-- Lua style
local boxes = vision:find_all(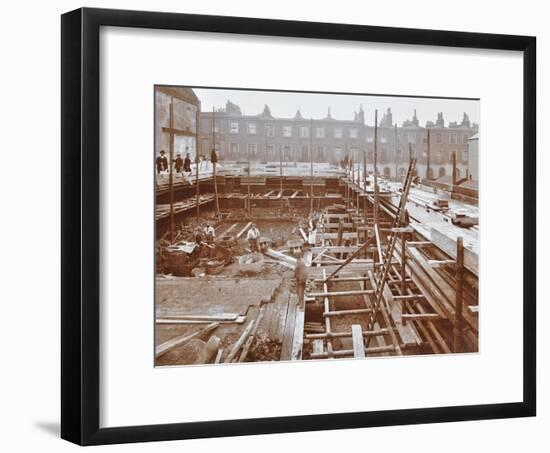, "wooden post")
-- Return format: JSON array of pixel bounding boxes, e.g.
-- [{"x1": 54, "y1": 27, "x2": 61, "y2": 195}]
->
[
  {"x1": 400, "y1": 231, "x2": 407, "y2": 295},
  {"x1": 363, "y1": 148, "x2": 368, "y2": 225},
  {"x1": 279, "y1": 145, "x2": 283, "y2": 212},
  {"x1": 363, "y1": 147, "x2": 367, "y2": 190},
  {"x1": 247, "y1": 145, "x2": 251, "y2": 217},
  {"x1": 212, "y1": 107, "x2": 220, "y2": 219},
  {"x1": 426, "y1": 128, "x2": 431, "y2": 180},
  {"x1": 453, "y1": 236, "x2": 464, "y2": 353},
  {"x1": 452, "y1": 151, "x2": 457, "y2": 187},
  {"x1": 394, "y1": 124, "x2": 398, "y2": 181},
  {"x1": 374, "y1": 109, "x2": 379, "y2": 226},
  {"x1": 195, "y1": 108, "x2": 201, "y2": 220},
  {"x1": 168, "y1": 97, "x2": 175, "y2": 242},
  {"x1": 310, "y1": 118, "x2": 314, "y2": 214}
]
